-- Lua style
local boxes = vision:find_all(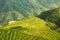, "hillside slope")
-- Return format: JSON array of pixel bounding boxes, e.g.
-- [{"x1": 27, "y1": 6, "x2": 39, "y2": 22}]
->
[
  {"x1": 0, "y1": 0, "x2": 60, "y2": 25},
  {"x1": 37, "y1": 8, "x2": 60, "y2": 27},
  {"x1": 0, "y1": 17, "x2": 60, "y2": 40}
]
